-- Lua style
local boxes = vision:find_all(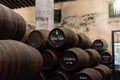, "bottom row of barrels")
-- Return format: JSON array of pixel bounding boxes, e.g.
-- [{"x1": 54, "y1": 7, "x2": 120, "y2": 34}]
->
[
  {"x1": 38, "y1": 64, "x2": 112, "y2": 80},
  {"x1": 0, "y1": 40, "x2": 112, "y2": 80}
]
